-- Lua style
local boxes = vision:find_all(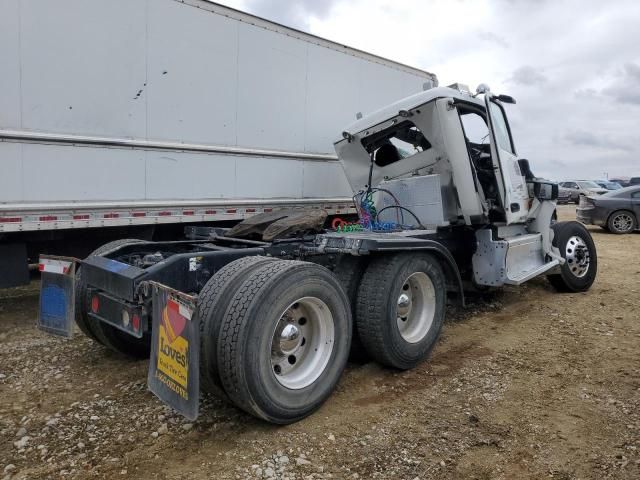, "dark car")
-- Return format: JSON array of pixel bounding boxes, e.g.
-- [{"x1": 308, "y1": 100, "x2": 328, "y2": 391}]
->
[{"x1": 576, "y1": 186, "x2": 640, "y2": 234}]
